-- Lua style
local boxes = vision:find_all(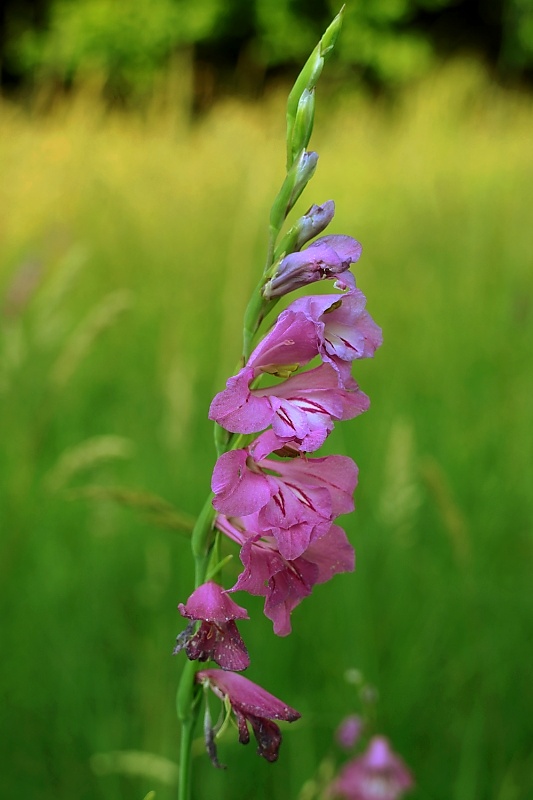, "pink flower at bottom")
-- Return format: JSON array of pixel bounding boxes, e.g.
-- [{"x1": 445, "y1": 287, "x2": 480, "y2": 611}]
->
[
  {"x1": 197, "y1": 668, "x2": 300, "y2": 763},
  {"x1": 333, "y1": 736, "x2": 414, "y2": 800}
]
